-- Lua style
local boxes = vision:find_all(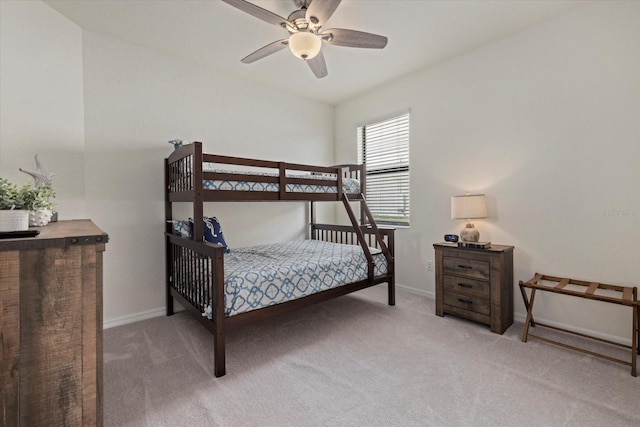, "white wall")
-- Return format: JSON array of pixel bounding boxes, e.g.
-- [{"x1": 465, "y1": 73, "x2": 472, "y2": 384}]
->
[
  {"x1": 335, "y1": 1, "x2": 640, "y2": 341},
  {"x1": 81, "y1": 31, "x2": 334, "y2": 324},
  {"x1": 0, "y1": 0, "x2": 85, "y2": 218}
]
